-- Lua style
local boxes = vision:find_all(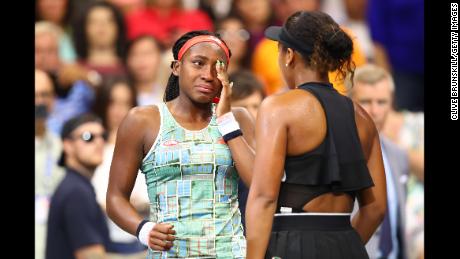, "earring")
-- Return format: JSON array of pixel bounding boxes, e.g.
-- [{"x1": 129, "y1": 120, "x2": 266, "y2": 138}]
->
[{"x1": 285, "y1": 63, "x2": 288, "y2": 67}]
